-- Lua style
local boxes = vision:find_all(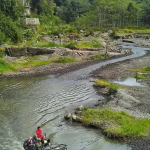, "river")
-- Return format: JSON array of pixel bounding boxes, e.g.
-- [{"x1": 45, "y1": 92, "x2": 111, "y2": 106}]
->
[{"x1": 0, "y1": 43, "x2": 149, "y2": 150}]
